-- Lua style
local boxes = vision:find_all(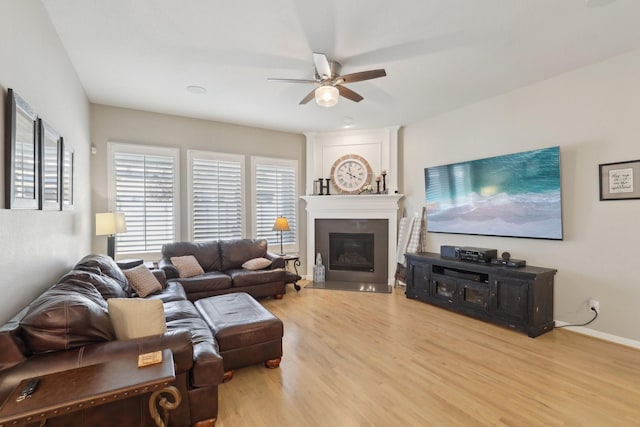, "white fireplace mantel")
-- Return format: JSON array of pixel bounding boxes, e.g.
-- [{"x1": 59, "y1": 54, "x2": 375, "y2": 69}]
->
[{"x1": 301, "y1": 194, "x2": 404, "y2": 284}]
